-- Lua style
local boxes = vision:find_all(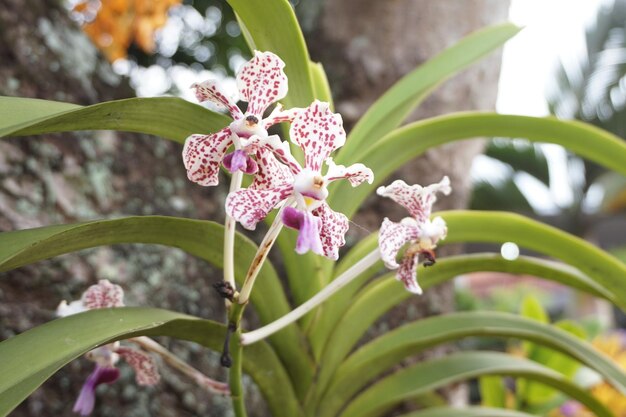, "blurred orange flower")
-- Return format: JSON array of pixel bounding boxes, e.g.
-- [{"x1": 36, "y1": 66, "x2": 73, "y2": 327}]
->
[
  {"x1": 551, "y1": 332, "x2": 626, "y2": 417},
  {"x1": 73, "y1": 0, "x2": 181, "y2": 61}
]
